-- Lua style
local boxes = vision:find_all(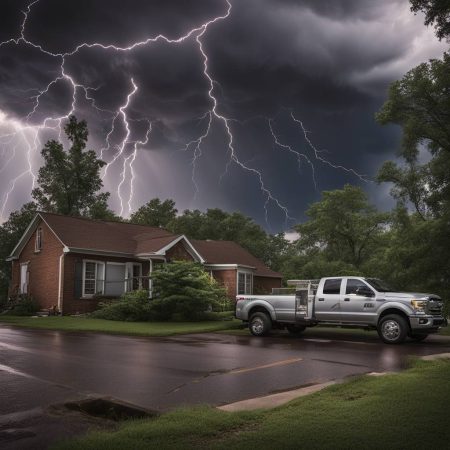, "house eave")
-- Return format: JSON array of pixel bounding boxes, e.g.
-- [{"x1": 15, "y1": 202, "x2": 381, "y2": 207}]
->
[
  {"x1": 205, "y1": 264, "x2": 256, "y2": 270},
  {"x1": 66, "y1": 247, "x2": 136, "y2": 258}
]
